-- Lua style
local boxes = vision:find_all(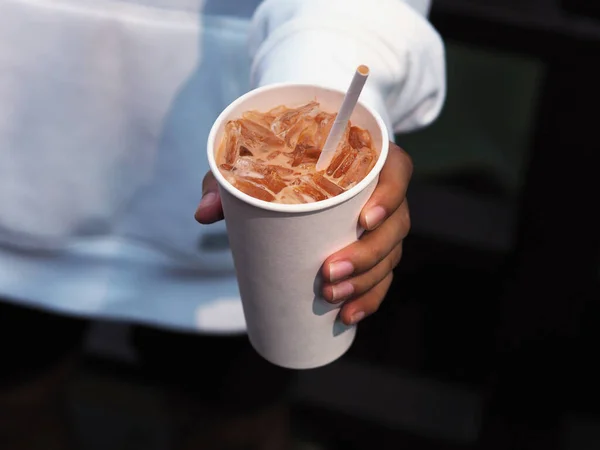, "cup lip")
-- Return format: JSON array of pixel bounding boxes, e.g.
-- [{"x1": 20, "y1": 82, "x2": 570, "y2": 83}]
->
[{"x1": 207, "y1": 82, "x2": 390, "y2": 214}]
